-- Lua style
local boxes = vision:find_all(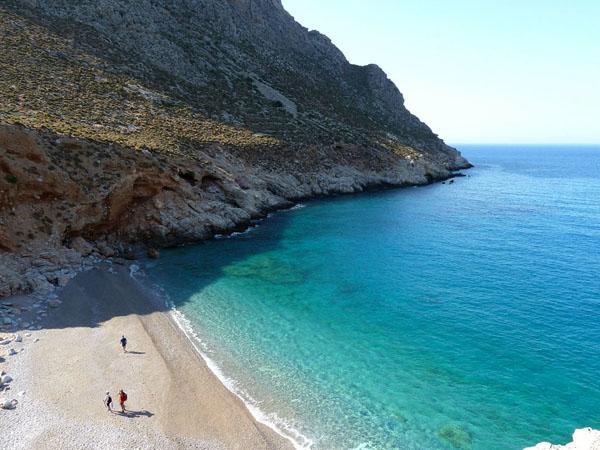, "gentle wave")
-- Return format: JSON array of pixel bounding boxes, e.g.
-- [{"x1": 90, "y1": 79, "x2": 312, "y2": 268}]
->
[
  {"x1": 128, "y1": 267, "x2": 313, "y2": 449},
  {"x1": 168, "y1": 306, "x2": 314, "y2": 449},
  {"x1": 214, "y1": 224, "x2": 260, "y2": 240},
  {"x1": 213, "y1": 203, "x2": 305, "y2": 239}
]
